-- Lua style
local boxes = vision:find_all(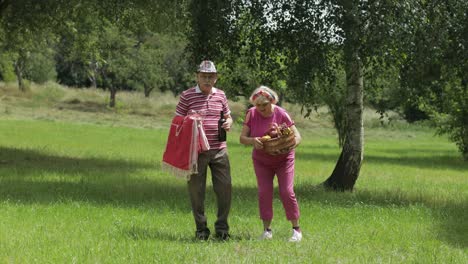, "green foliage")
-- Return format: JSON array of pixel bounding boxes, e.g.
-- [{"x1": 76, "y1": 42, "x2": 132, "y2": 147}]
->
[
  {"x1": 319, "y1": 65, "x2": 347, "y2": 147},
  {"x1": 0, "y1": 52, "x2": 15, "y2": 82},
  {"x1": 24, "y1": 49, "x2": 57, "y2": 84},
  {"x1": 217, "y1": 1, "x2": 424, "y2": 152},
  {"x1": 48, "y1": 1, "x2": 191, "y2": 98},
  {"x1": 400, "y1": 0, "x2": 468, "y2": 159},
  {"x1": 187, "y1": 0, "x2": 240, "y2": 65},
  {"x1": 0, "y1": 0, "x2": 60, "y2": 90},
  {"x1": 221, "y1": 0, "x2": 467, "y2": 161},
  {"x1": 158, "y1": 34, "x2": 192, "y2": 95},
  {"x1": 128, "y1": 34, "x2": 170, "y2": 97},
  {"x1": 98, "y1": 23, "x2": 134, "y2": 88},
  {"x1": 365, "y1": 65, "x2": 400, "y2": 114},
  {"x1": 427, "y1": 80, "x2": 468, "y2": 160},
  {"x1": 54, "y1": 2, "x2": 104, "y2": 87}
]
